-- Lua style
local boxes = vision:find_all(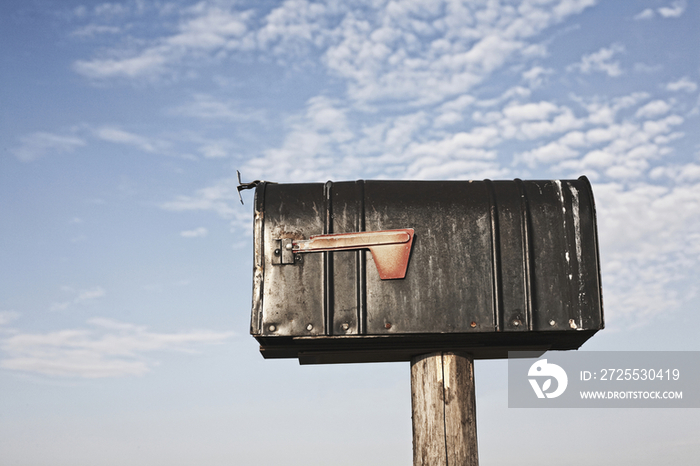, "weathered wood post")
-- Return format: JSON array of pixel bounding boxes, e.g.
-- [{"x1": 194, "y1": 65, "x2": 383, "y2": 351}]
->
[{"x1": 411, "y1": 352, "x2": 478, "y2": 466}]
